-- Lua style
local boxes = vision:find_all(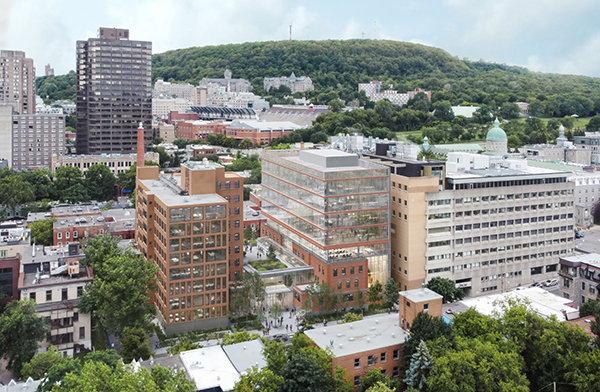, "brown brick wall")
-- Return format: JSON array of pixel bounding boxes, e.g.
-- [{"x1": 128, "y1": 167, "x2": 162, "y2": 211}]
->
[
  {"x1": 398, "y1": 294, "x2": 443, "y2": 330},
  {"x1": 332, "y1": 344, "x2": 404, "y2": 388}
]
